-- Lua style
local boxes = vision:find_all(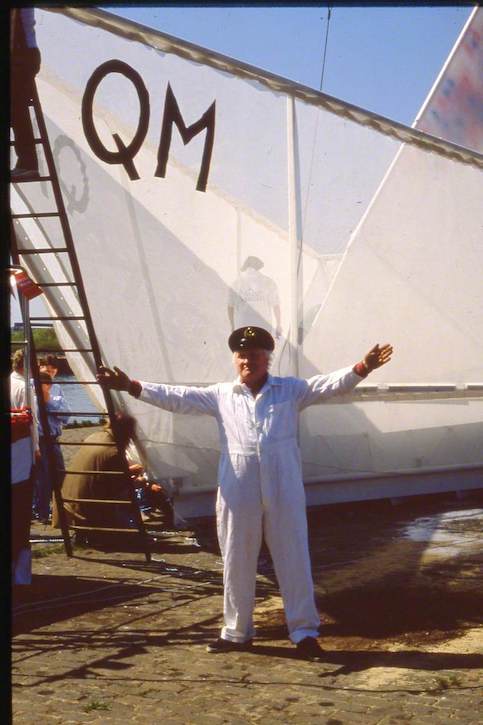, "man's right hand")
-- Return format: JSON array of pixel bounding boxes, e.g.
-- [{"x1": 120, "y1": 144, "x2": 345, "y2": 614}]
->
[{"x1": 96, "y1": 366, "x2": 131, "y2": 391}]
